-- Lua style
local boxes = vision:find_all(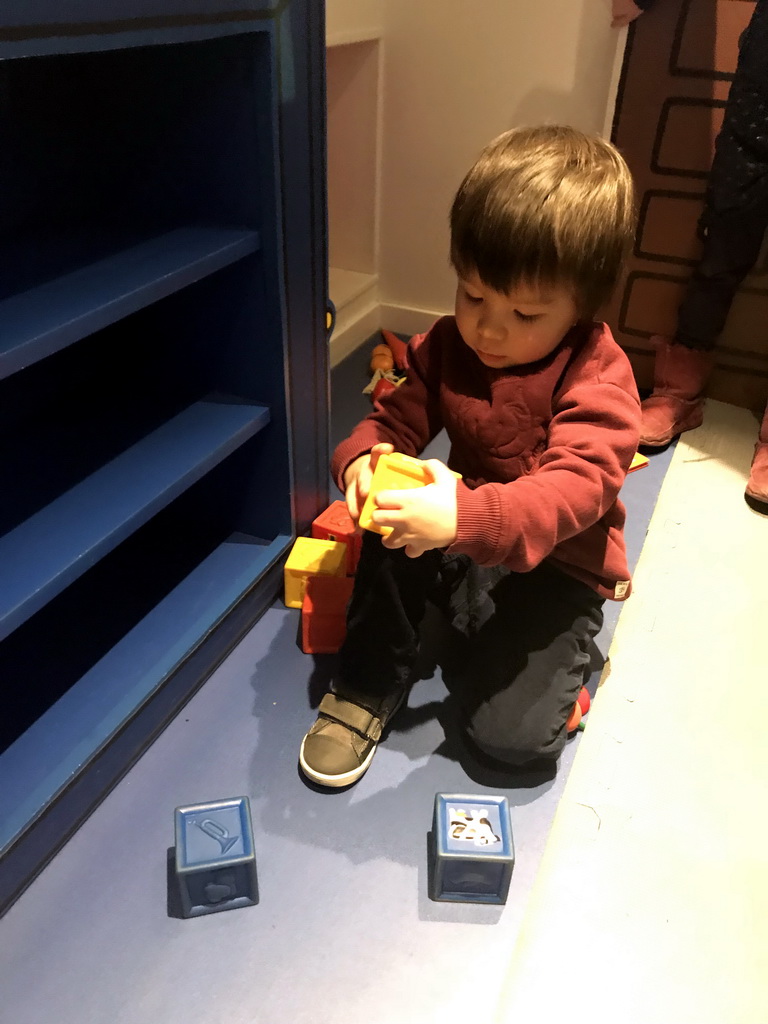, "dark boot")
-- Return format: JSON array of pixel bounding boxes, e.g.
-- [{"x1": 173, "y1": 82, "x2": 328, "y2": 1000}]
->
[
  {"x1": 745, "y1": 402, "x2": 768, "y2": 514},
  {"x1": 640, "y1": 337, "x2": 715, "y2": 447}
]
